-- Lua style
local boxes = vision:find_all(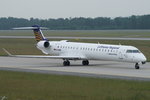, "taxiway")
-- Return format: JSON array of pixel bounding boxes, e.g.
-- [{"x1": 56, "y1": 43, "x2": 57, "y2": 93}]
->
[{"x1": 0, "y1": 57, "x2": 150, "y2": 81}]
